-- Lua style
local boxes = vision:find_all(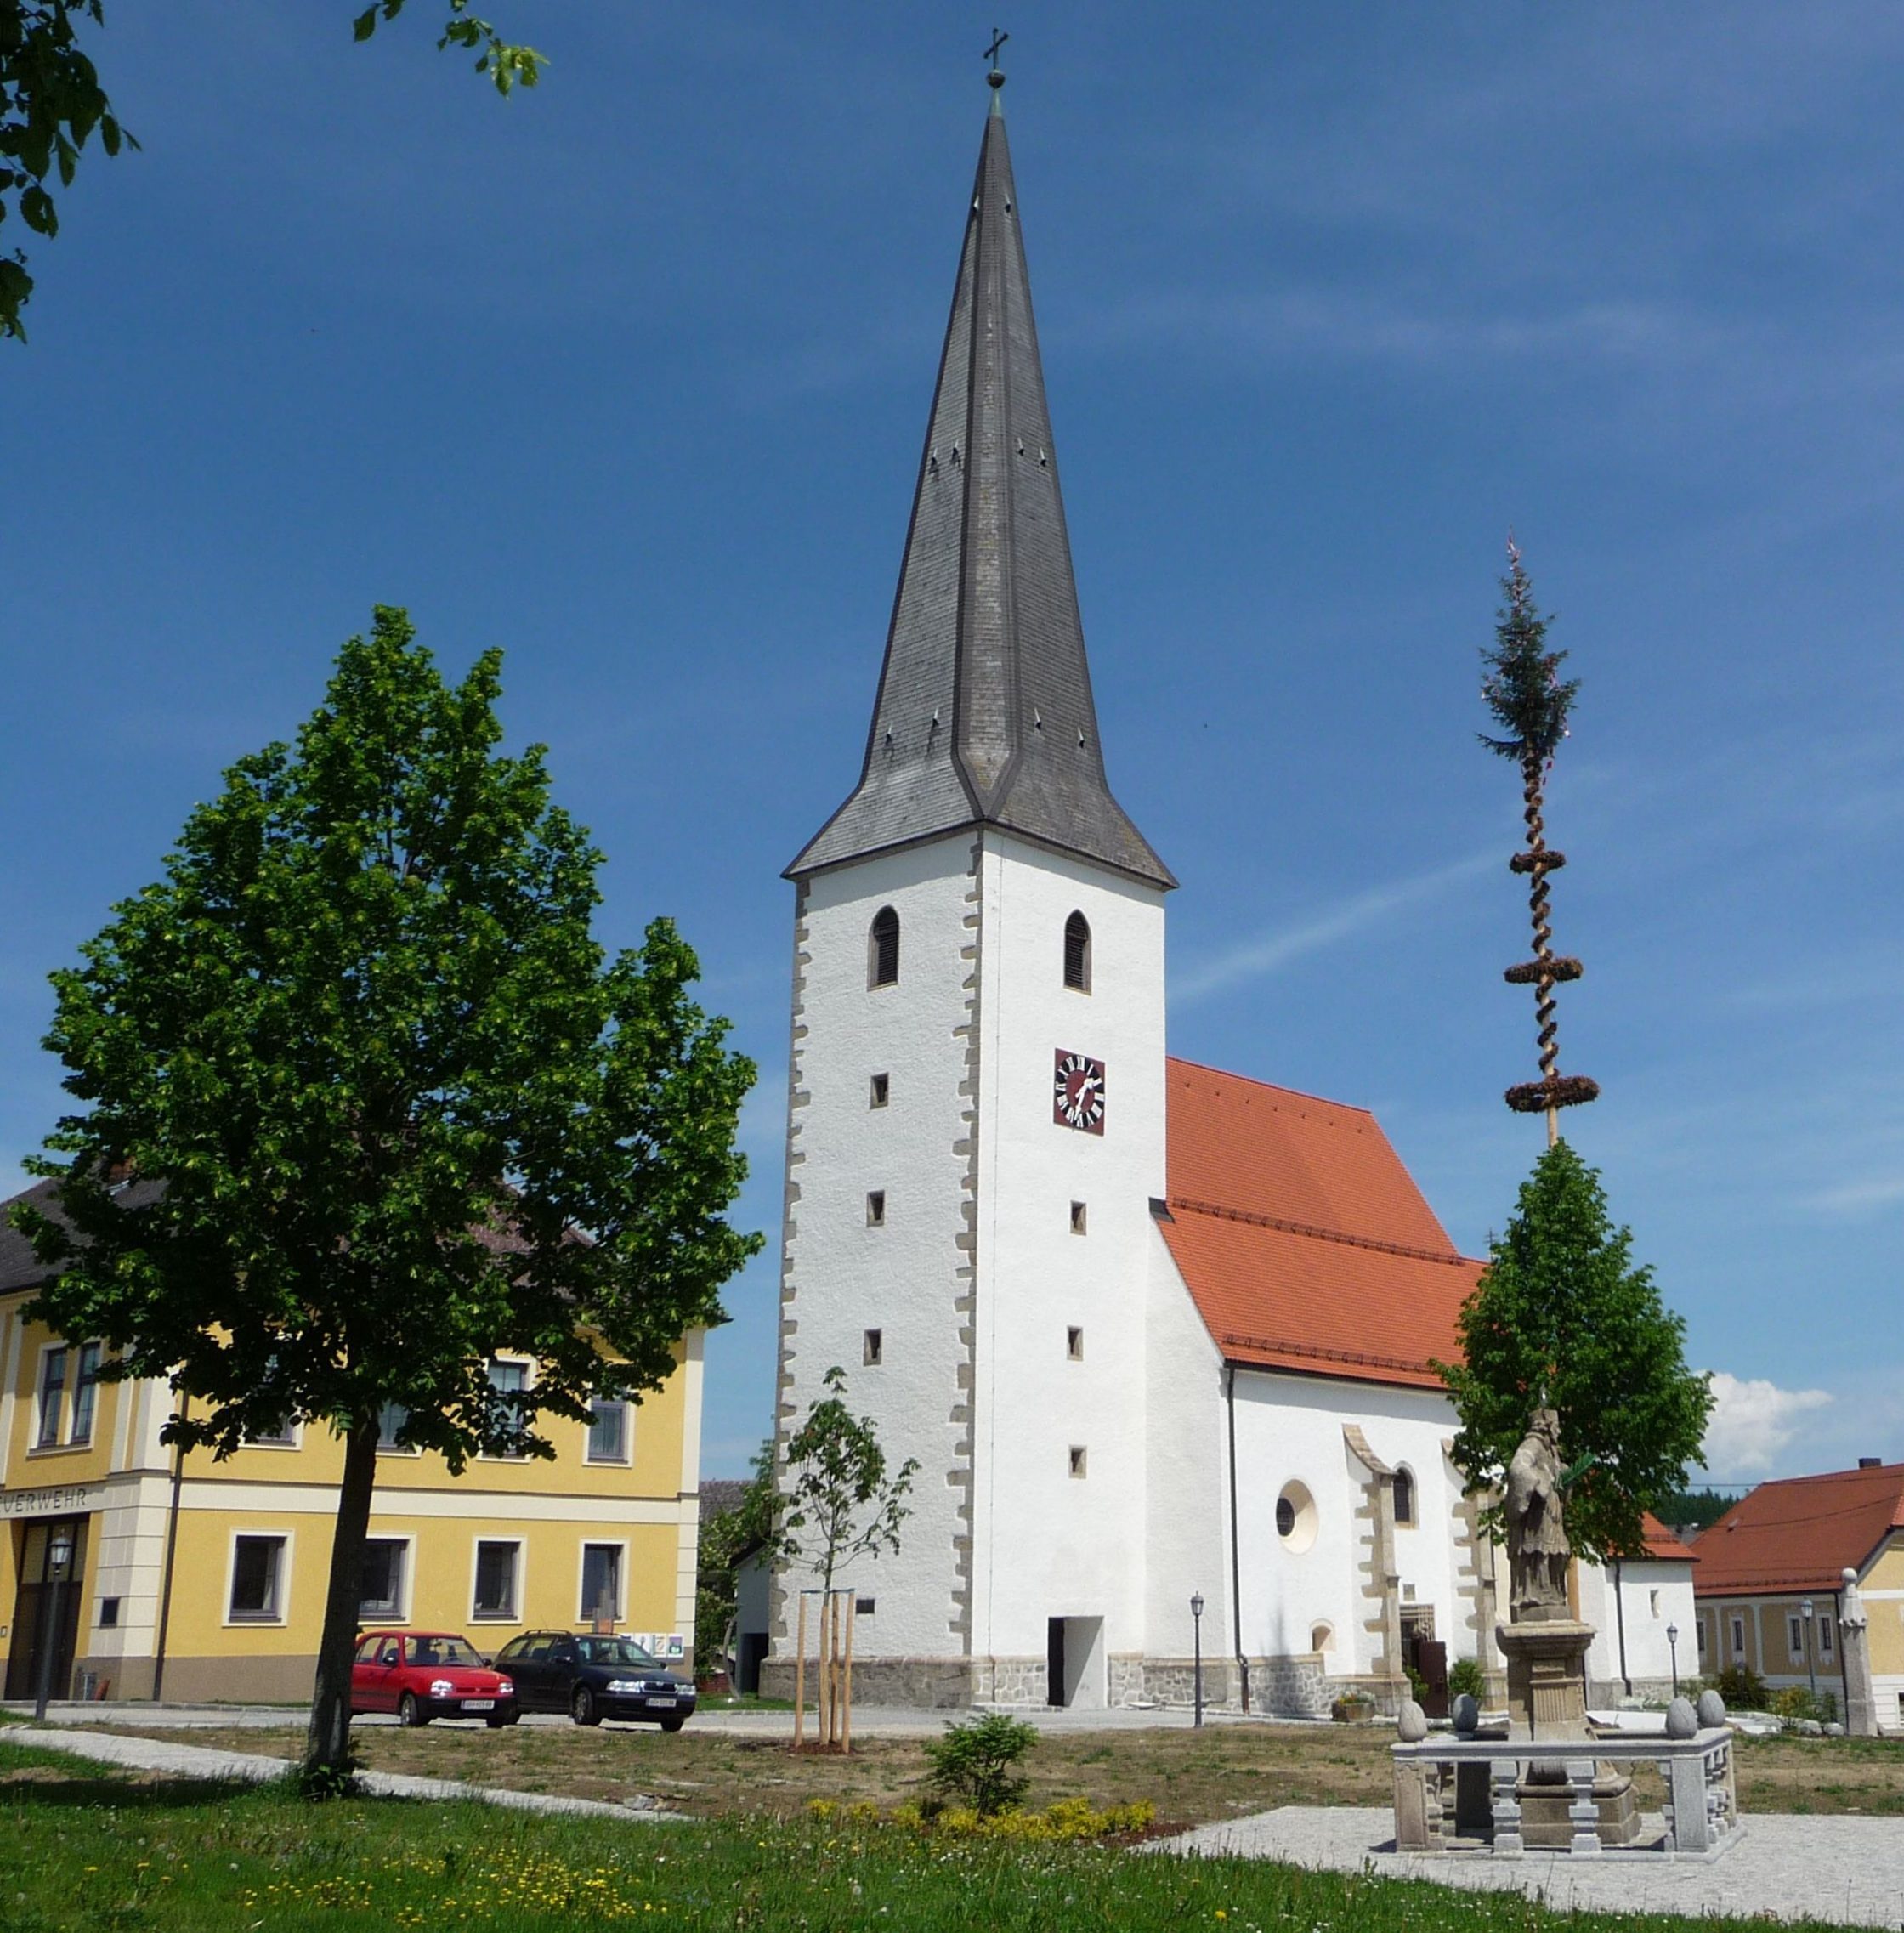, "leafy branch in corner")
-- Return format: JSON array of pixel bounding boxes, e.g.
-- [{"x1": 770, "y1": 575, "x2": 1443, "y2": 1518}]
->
[{"x1": 0, "y1": 0, "x2": 542, "y2": 342}]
